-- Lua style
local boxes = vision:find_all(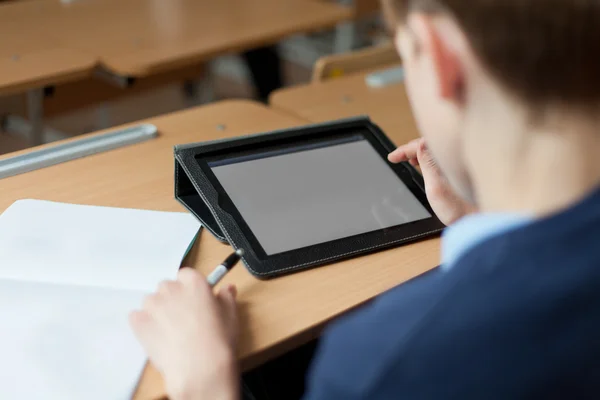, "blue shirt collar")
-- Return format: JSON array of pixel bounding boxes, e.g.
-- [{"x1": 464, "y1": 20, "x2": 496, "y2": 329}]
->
[{"x1": 441, "y1": 213, "x2": 531, "y2": 270}]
